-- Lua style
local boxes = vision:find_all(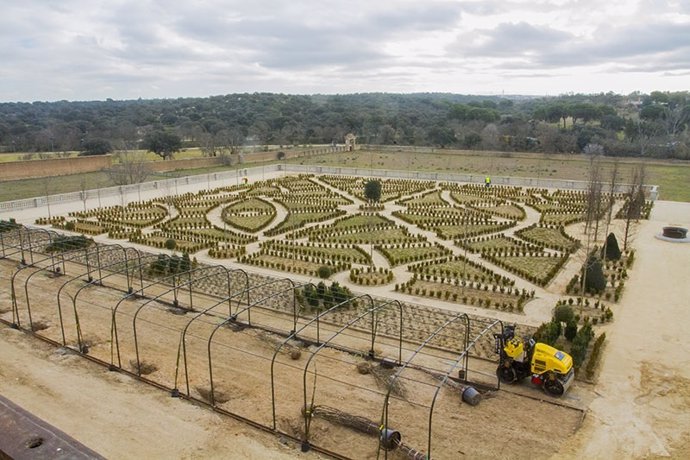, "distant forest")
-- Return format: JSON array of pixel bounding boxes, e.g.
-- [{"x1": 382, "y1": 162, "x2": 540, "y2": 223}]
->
[{"x1": 1, "y1": 91, "x2": 688, "y2": 159}]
